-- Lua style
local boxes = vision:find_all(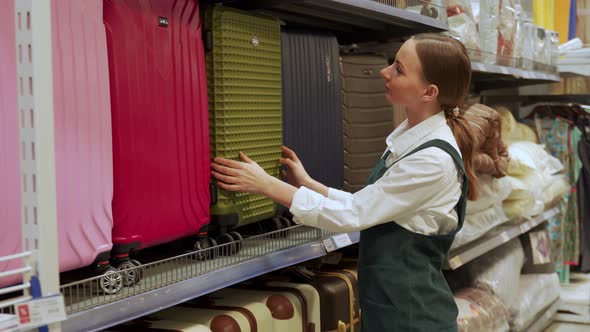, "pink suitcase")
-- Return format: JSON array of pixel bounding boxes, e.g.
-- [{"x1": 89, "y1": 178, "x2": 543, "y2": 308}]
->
[
  {"x1": 0, "y1": 0, "x2": 21, "y2": 288},
  {"x1": 104, "y1": 0, "x2": 212, "y2": 260},
  {"x1": 1, "y1": 0, "x2": 116, "y2": 292}
]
